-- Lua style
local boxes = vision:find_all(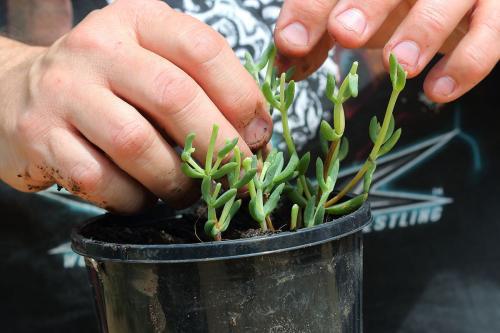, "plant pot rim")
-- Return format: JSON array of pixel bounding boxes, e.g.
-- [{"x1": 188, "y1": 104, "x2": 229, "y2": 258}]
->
[{"x1": 71, "y1": 201, "x2": 371, "y2": 264}]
